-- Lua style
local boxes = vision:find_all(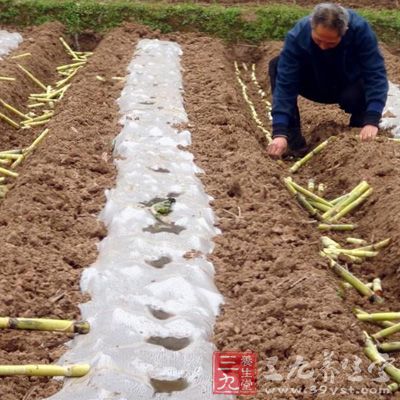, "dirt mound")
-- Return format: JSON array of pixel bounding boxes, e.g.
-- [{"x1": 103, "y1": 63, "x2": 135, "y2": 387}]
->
[{"x1": 179, "y1": 32, "x2": 400, "y2": 399}]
